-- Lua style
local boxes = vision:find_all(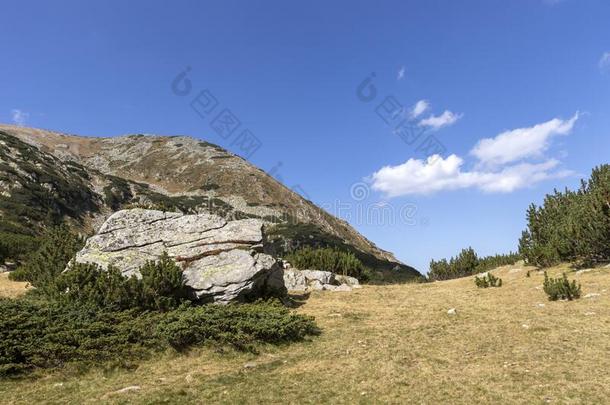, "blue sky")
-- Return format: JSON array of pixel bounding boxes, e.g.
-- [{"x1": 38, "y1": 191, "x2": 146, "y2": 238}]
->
[{"x1": 2, "y1": 0, "x2": 609, "y2": 272}]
